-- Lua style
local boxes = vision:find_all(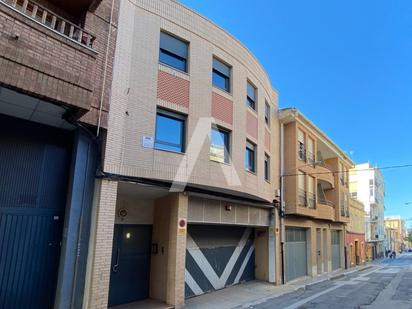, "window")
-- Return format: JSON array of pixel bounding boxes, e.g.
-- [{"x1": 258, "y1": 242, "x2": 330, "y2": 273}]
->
[
  {"x1": 245, "y1": 140, "x2": 256, "y2": 173},
  {"x1": 159, "y1": 32, "x2": 188, "y2": 72},
  {"x1": 298, "y1": 129, "x2": 306, "y2": 161},
  {"x1": 155, "y1": 109, "x2": 186, "y2": 153},
  {"x1": 351, "y1": 191, "x2": 358, "y2": 199},
  {"x1": 246, "y1": 81, "x2": 256, "y2": 110},
  {"x1": 265, "y1": 101, "x2": 270, "y2": 126},
  {"x1": 212, "y1": 58, "x2": 231, "y2": 92},
  {"x1": 264, "y1": 153, "x2": 270, "y2": 181},
  {"x1": 210, "y1": 127, "x2": 230, "y2": 163}
]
